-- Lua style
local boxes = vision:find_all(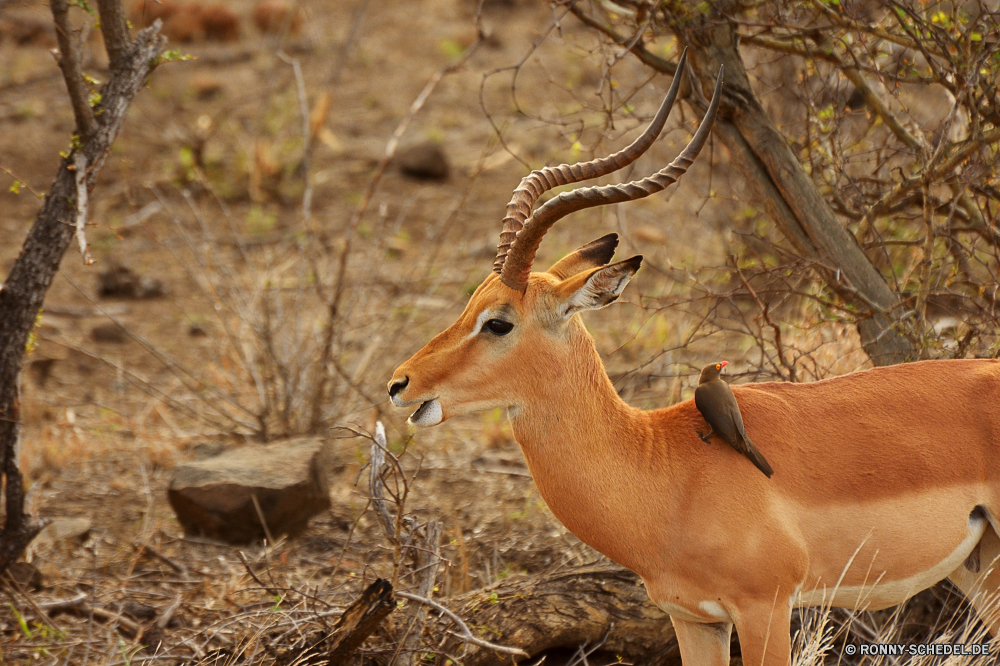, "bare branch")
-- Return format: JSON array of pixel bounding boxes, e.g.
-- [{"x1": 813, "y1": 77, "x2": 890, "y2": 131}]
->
[
  {"x1": 399, "y1": 520, "x2": 442, "y2": 666},
  {"x1": 858, "y1": 128, "x2": 1000, "y2": 246},
  {"x1": 568, "y1": 4, "x2": 677, "y2": 74},
  {"x1": 50, "y1": 0, "x2": 98, "y2": 139},
  {"x1": 369, "y1": 422, "x2": 397, "y2": 544},
  {"x1": 818, "y1": 34, "x2": 925, "y2": 154},
  {"x1": 96, "y1": 0, "x2": 132, "y2": 71},
  {"x1": 277, "y1": 50, "x2": 313, "y2": 226},
  {"x1": 744, "y1": 29, "x2": 927, "y2": 154},
  {"x1": 395, "y1": 591, "x2": 530, "y2": 658}
]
